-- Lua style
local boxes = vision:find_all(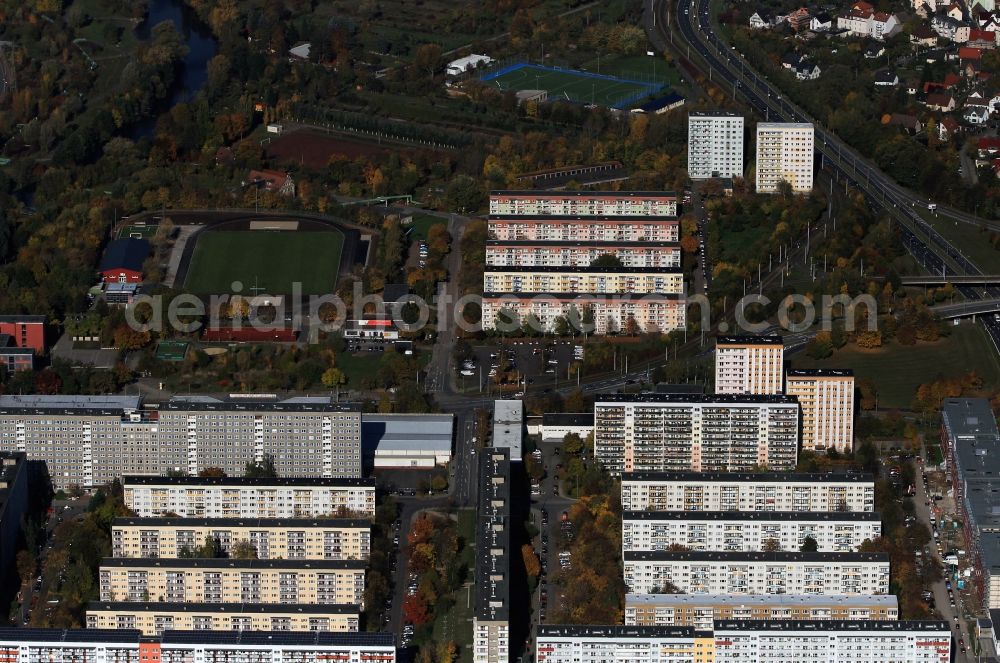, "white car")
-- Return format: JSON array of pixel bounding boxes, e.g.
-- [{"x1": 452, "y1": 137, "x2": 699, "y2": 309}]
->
[{"x1": 460, "y1": 369, "x2": 475, "y2": 376}]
